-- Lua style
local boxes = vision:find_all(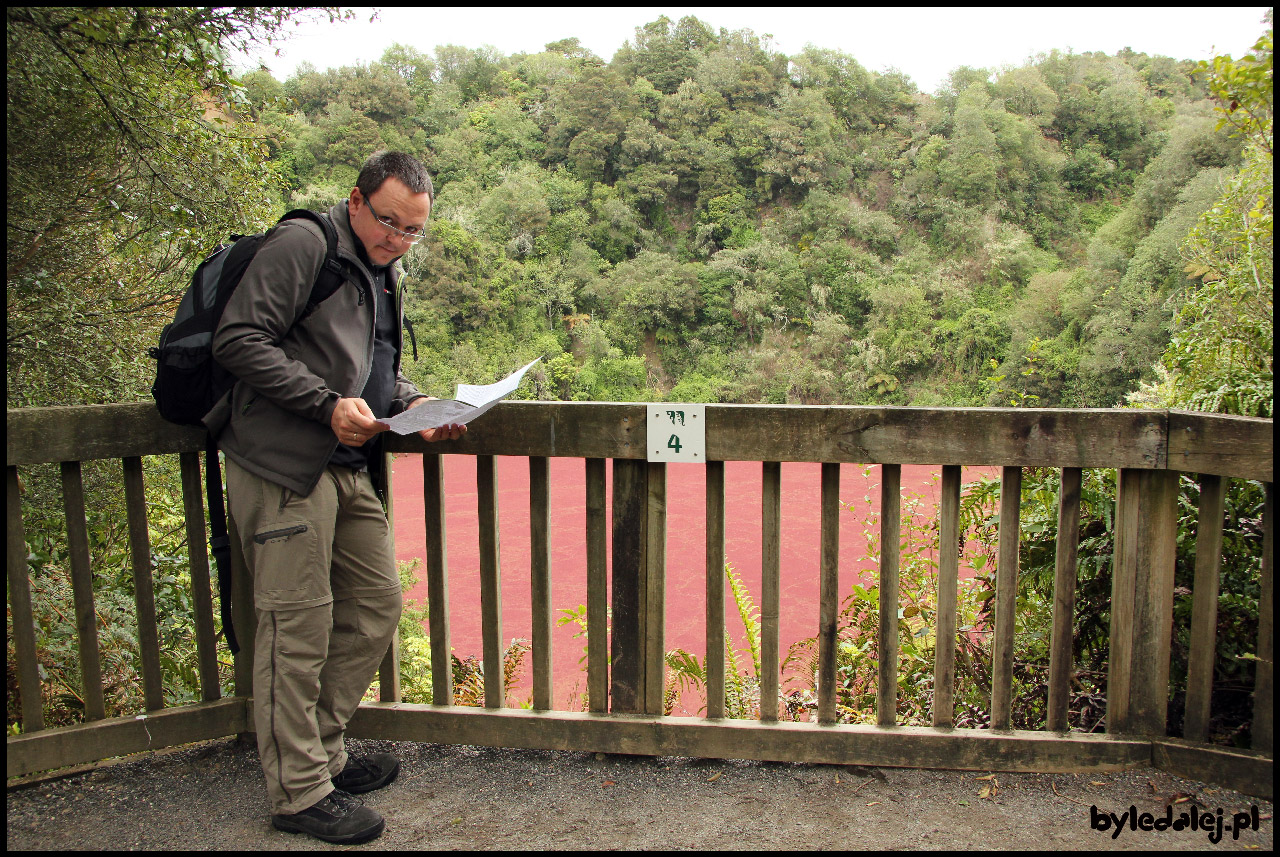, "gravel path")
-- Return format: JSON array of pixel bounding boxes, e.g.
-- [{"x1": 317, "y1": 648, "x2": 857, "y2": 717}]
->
[{"x1": 6, "y1": 737, "x2": 1272, "y2": 850}]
